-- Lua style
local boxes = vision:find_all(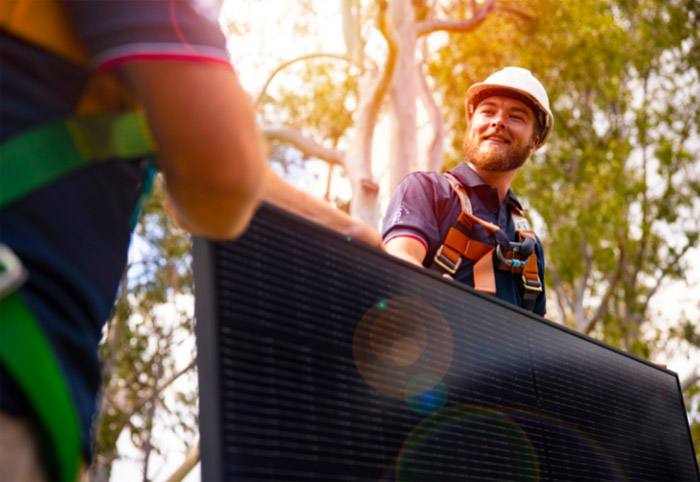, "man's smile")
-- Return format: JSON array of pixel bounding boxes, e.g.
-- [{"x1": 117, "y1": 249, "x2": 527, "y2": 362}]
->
[{"x1": 482, "y1": 133, "x2": 511, "y2": 144}]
